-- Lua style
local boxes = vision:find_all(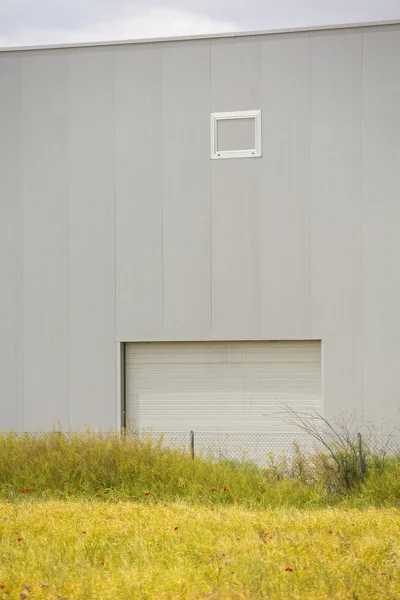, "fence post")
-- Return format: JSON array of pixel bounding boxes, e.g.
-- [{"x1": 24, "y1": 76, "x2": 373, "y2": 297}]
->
[
  {"x1": 190, "y1": 430, "x2": 195, "y2": 460},
  {"x1": 358, "y1": 432, "x2": 364, "y2": 480}
]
